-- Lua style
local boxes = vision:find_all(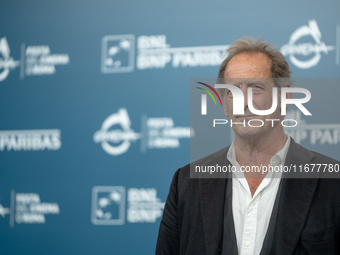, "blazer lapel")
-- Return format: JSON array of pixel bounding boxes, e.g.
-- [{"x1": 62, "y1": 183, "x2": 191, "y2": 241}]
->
[
  {"x1": 260, "y1": 139, "x2": 319, "y2": 255},
  {"x1": 198, "y1": 148, "x2": 231, "y2": 255},
  {"x1": 222, "y1": 176, "x2": 238, "y2": 255}
]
